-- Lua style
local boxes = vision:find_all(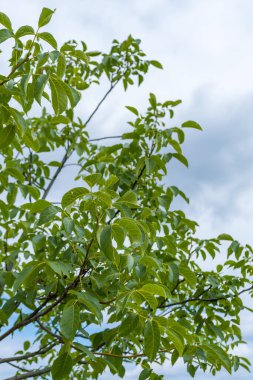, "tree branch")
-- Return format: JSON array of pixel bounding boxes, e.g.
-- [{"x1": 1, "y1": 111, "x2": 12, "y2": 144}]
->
[
  {"x1": 42, "y1": 151, "x2": 69, "y2": 199},
  {"x1": 0, "y1": 343, "x2": 57, "y2": 364},
  {"x1": 84, "y1": 82, "x2": 118, "y2": 126},
  {"x1": 159, "y1": 284, "x2": 253, "y2": 310},
  {"x1": 3, "y1": 366, "x2": 51, "y2": 380},
  {"x1": 94, "y1": 349, "x2": 167, "y2": 359}
]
